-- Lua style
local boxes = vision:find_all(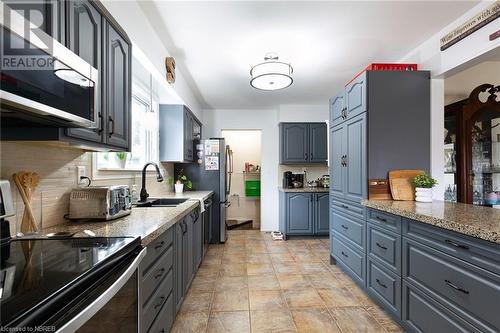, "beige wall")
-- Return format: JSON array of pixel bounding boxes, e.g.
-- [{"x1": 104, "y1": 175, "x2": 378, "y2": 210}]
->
[
  {"x1": 0, "y1": 142, "x2": 174, "y2": 233},
  {"x1": 278, "y1": 164, "x2": 329, "y2": 187}
]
